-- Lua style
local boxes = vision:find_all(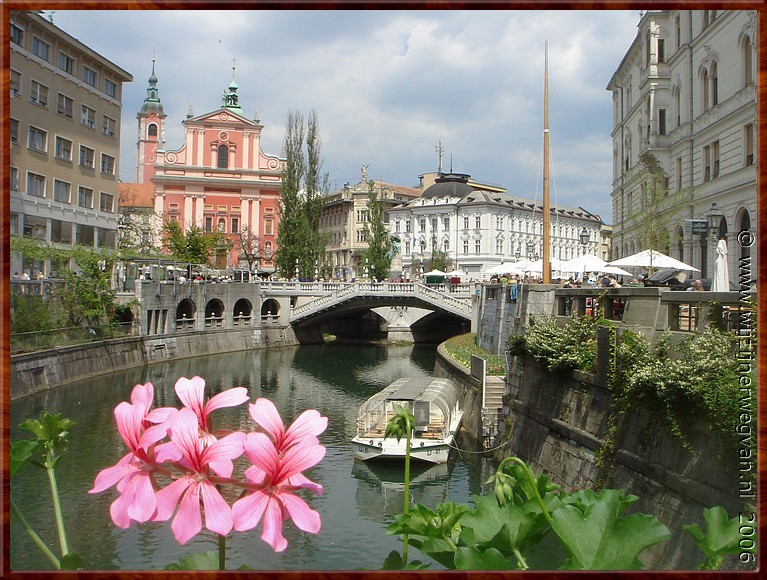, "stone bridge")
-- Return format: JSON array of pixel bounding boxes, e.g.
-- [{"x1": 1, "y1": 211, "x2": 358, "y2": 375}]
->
[{"x1": 128, "y1": 280, "x2": 477, "y2": 344}]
